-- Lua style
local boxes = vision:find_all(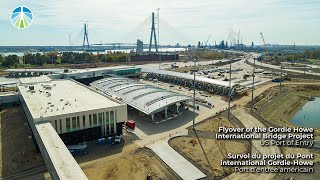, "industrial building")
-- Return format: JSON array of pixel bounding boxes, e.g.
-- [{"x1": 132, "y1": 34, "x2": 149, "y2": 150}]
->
[
  {"x1": 19, "y1": 78, "x2": 127, "y2": 143},
  {"x1": 137, "y1": 39, "x2": 144, "y2": 54},
  {"x1": 5, "y1": 66, "x2": 141, "y2": 81},
  {"x1": 17, "y1": 77, "x2": 128, "y2": 179},
  {"x1": 91, "y1": 77, "x2": 192, "y2": 121},
  {"x1": 130, "y1": 53, "x2": 179, "y2": 62}
]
